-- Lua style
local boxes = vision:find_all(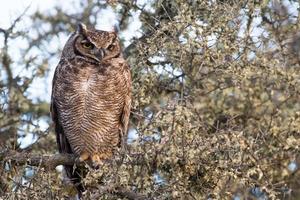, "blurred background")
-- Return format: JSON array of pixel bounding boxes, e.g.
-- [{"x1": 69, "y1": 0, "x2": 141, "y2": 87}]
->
[{"x1": 0, "y1": 0, "x2": 300, "y2": 199}]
